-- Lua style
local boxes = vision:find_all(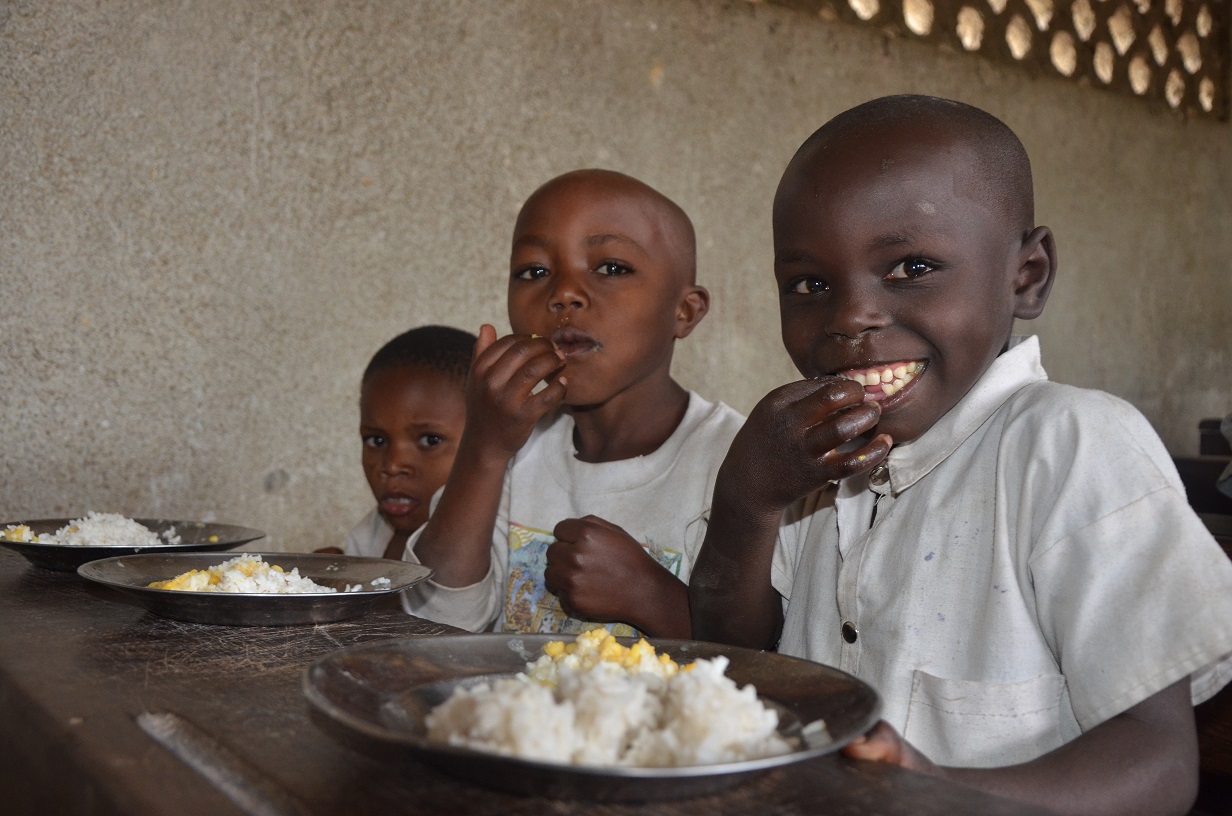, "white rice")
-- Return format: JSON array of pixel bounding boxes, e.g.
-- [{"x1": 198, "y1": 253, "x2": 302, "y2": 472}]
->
[
  {"x1": 152, "y1": 553, "x2": 392, "y2": 594},
  {"x1": 152, "y1": 553, "x2": 332, "y2": 593},
  {"x1": 425, "y1": 634, "x2": 798, "y2": 768},
  {"x1": 4, "y1": 512, "x2": 181, "y2": 547}
]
